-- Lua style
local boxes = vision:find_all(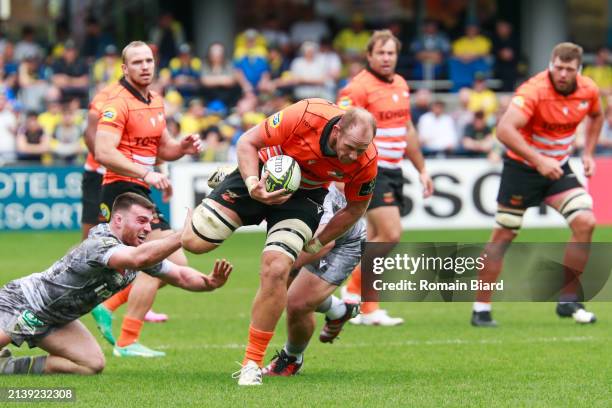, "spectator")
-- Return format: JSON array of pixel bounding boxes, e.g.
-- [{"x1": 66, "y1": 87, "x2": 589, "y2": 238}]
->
[
  {"x1": 461, "y1": 110, "x2": 494, "y2": 157},
  {"x1": 17, "y1": 54, "x2": 52, "y2": 113},
  {"x1": 167, "y1": 43, "x2": 202, "y2": 101},
  {"x1": 333, "y1": 13, "x2": 370, "y2": 58},
  {"x1": 289, "y1": 5, "x2": 330, "y2": 46},
  {"x1": 260, "y1": 14, "x2": 290, "y2": 49},
  {"x1": 179, "y1": 99, "x2": 205, "y2": 137},
  {"x1": 417, "y1": 100, "x2": 458, "y2": 156},
  {"x1": 467, "y1": 73, "x2": 498, "y2": 124},
  {"x1": 201, "y1": 42, "x2": 243, "y2": 107},
  {"x1": 233, "y1": 29, "x2": 272, "y2": 95},
  {"x1": 595, "y1": 105, "x2": 612, "y2": 155},
  {"x1": 37, "y1": 97, "x2": 63, "y2": 136},
  {"x1": 81, "y1": 17, "x2": 115, "y2": 61},
  {"x1": 0, "y1": 94, "x2": 17, "y2": 163},
  {"x1": 319, "y1": 37, "x2": 342, "y2": 83},
  {"x1": 2, "y1": 42, "x2": 19, "y2": 89},
  {"x1": 199, "y1": 126, "x2": 228, "y2": 162},
  {"x1": 92, "y1": 44, "x2": 122, "y2": 87},
  {"x1": 289, "y1": 41, "x2": 334, "y2": 101},
  {"x1": 16, "y1": 111, "x2": 49, "y2": 163},
  {"x1": 410, "y1": 19, "x2": 450, "y2": 80},
  {"x1": 14, "y1": 26, "x2": 42, "y2": 62},
  {"x1": 449, "y1": 24, "x2": 493, "y2": 90},
  {"x1": 234, "y1": 28, "x2": 268, "y2": 60},
  {"x1": 411, "y1": 88, "x2": 432, "y2": 125},
  {"x1": 166, "y1": 117, "x2": 181, "y2": 140},
  {"x1": 451, "y1": 87, "x2": 474, "y2": 138},
  {"x1": 163, "y1": 89, "x2": 184, "y2": 119},
  {"x1": 492, "y1": 20, "x2": 520, "y2": 91},
  {"x1": 50, "y1": 108, "x2": 83, "y2": 164},
  {"x1": 583, "y1": 47, "x2": 612, "y2": 105},
  {"x1": 149, "y1": 12, "x2": 185, "y2": 68},
  {"x1": 51, "y1": 41, "x2": 89, "y2": 106}
]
